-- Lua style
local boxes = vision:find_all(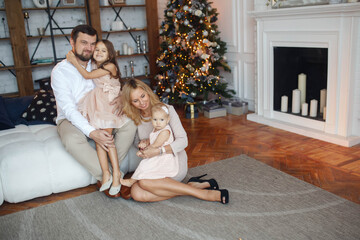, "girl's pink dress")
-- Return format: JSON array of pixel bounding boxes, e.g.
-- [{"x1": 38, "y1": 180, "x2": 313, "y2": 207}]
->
[
  {"x1": 132, "y1": 125, "x2": 179, "y2": 180},
  {"x1": 78, "y1": 73, "x2": 127, "y2": 129}
]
